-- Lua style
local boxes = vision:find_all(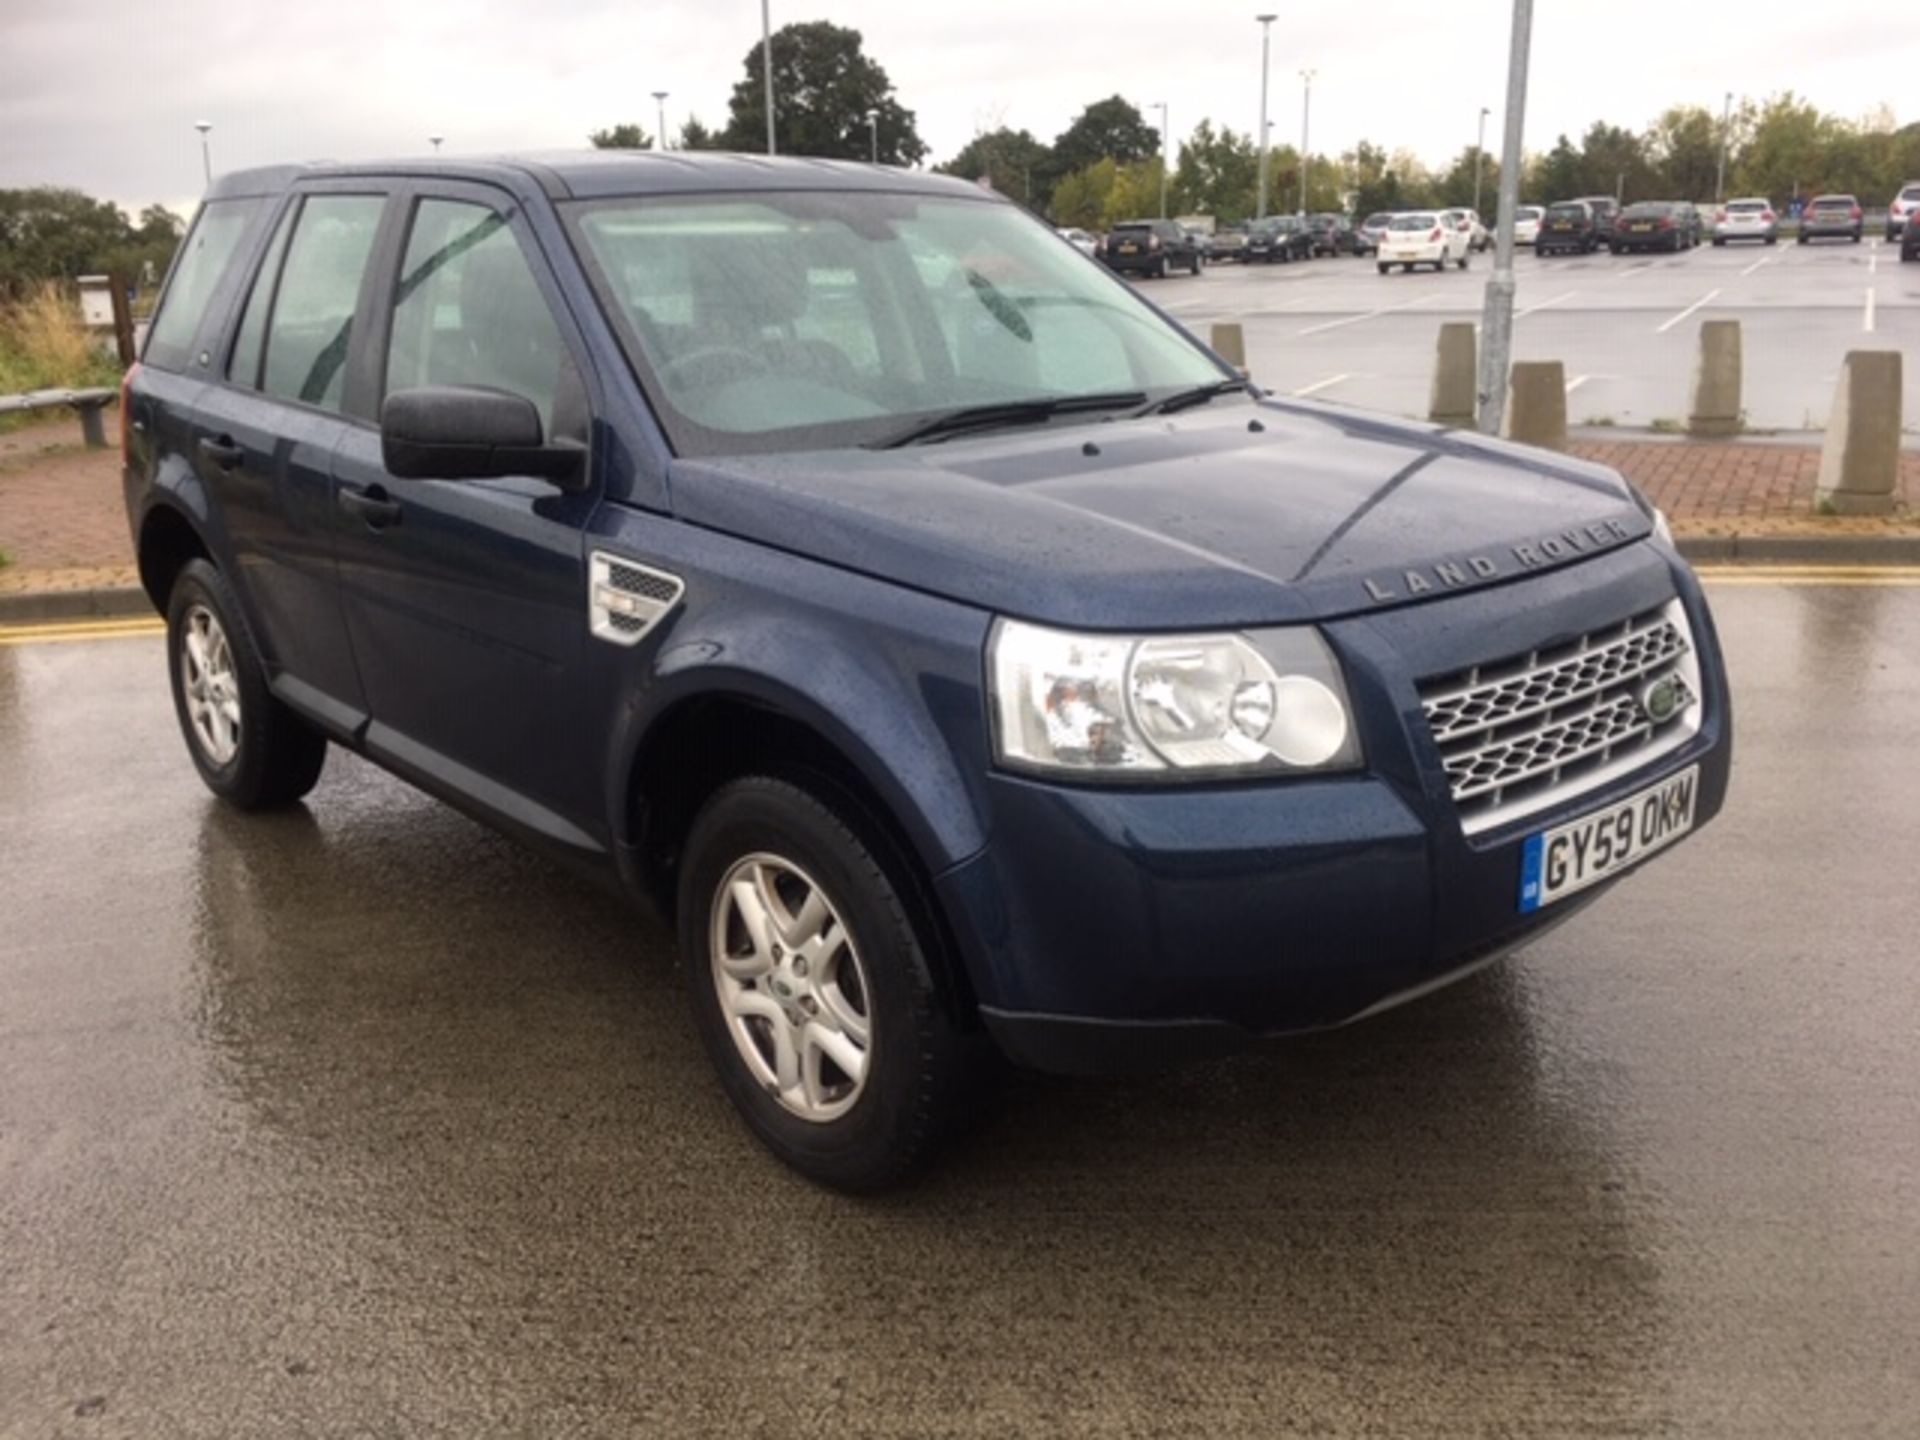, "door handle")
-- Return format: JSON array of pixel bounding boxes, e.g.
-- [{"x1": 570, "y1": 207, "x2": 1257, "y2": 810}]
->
[
  {"x1": 338, "y1": 483, "x2": 403, "y2": 530},
  {"x1": 197, "y1": 435, "x2": 244, "y2": 470}
]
